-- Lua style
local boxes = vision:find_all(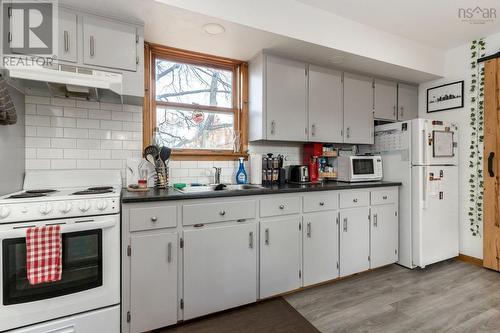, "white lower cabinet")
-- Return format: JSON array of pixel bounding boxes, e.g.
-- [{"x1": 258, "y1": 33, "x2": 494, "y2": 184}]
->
[
  {"x1": 370, "y1": 205, "x2": 398, "y2": 268},
  {"x1": 303, "y1": 211, "x2": 339, "y2": 286},
  {"x1": 260, "y1": 216, "x2": 302, "y2": 298},
  {"x1": 183, "y1": 222, "x2": 257, "y2": 320},
  {"x1": 339, "y1": 207, "x2": 370, "y2": 276},
  {"x1": 130, "y1": 232, "x2": 177, "y2": 333}
]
